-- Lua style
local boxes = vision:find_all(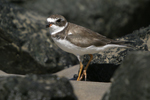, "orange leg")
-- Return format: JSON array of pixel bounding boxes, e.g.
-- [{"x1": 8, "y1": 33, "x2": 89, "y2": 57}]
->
[
  {"x1": 79, "y1": 54, "x2": 93, "y2": 81},
  {"x1": 77, "y1": 61, "x2": 83, "y2": 81}
]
